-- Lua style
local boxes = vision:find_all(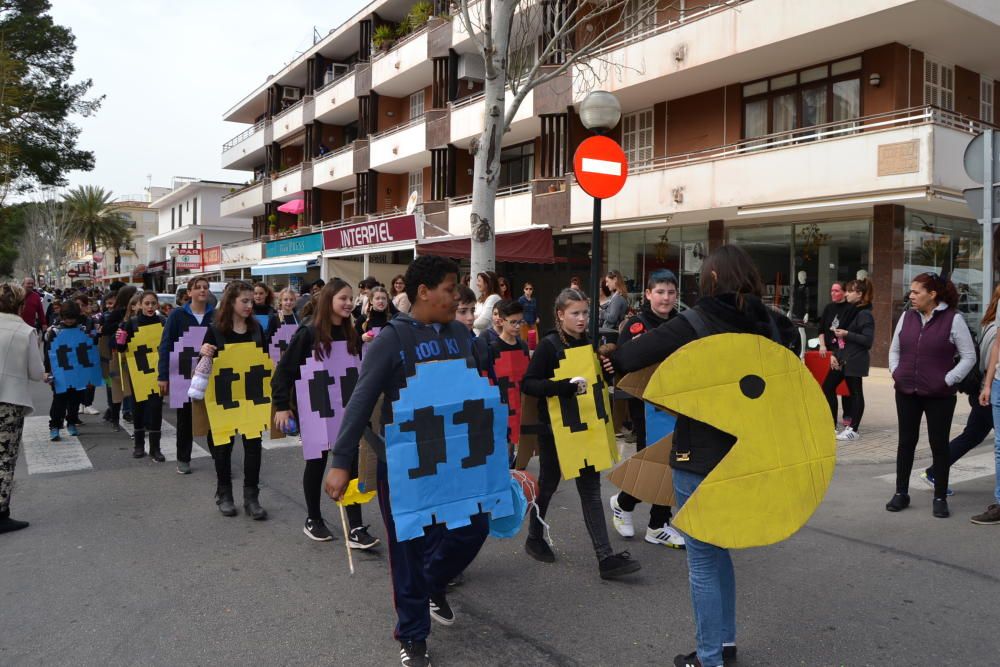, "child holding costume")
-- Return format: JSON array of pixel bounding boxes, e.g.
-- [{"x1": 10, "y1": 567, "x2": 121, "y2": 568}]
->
[
  {"x1": 117, "y1": 291, "x2": 166, "y2": 461},
  {"x1": 272, "y1": 279, "x2": 379, "y2": 549},
  {"x1": 521, "y1": 288, "x2": 641, "y2": 580}
]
